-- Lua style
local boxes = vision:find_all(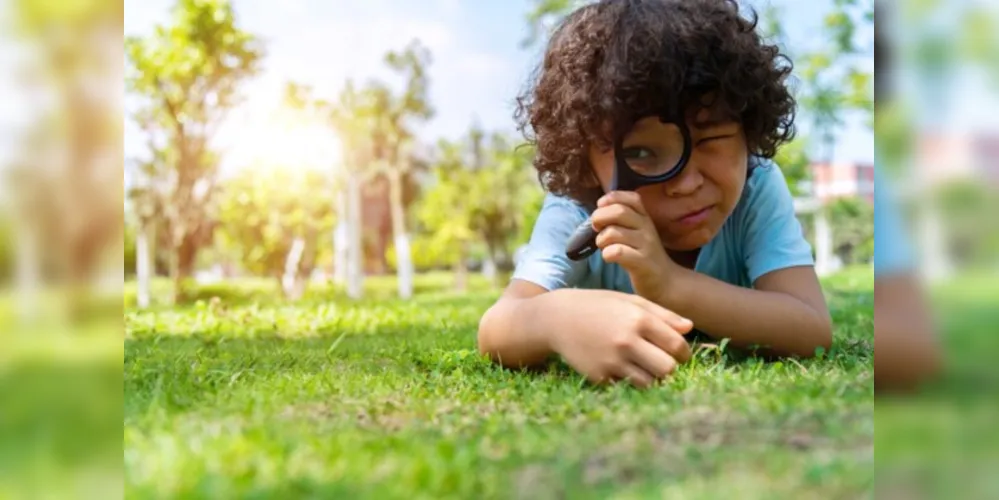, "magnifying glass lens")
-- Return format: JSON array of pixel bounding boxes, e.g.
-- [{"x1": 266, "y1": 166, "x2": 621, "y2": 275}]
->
[{"x1": 621, "y1": 122, "x2": 686, "y2": 178}]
